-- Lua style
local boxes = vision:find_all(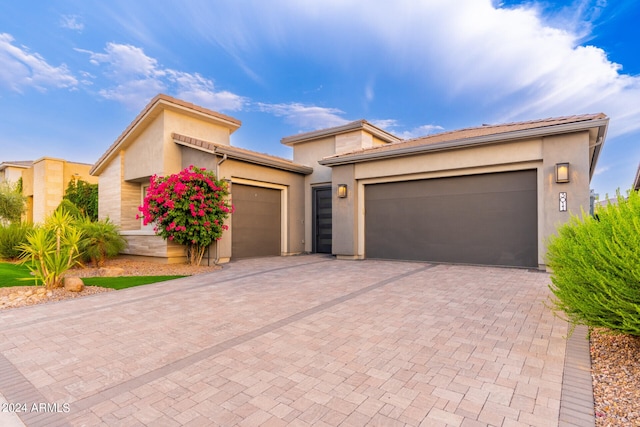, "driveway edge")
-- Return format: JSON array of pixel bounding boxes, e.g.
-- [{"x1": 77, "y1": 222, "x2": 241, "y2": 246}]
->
[{"x1": 559, "y1": 324, "x2": 595, "y2": 427}]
